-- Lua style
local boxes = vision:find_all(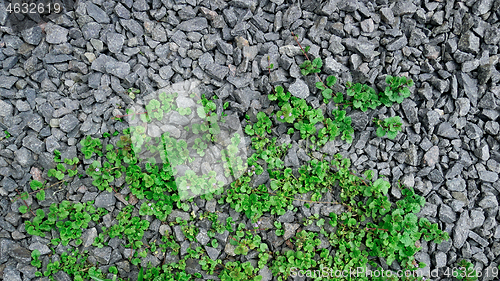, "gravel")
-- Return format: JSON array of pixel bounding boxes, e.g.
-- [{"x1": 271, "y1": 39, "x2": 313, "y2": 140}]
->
[{"x1": 0, "y1": 0, "x2": 498, "y2": 279}]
